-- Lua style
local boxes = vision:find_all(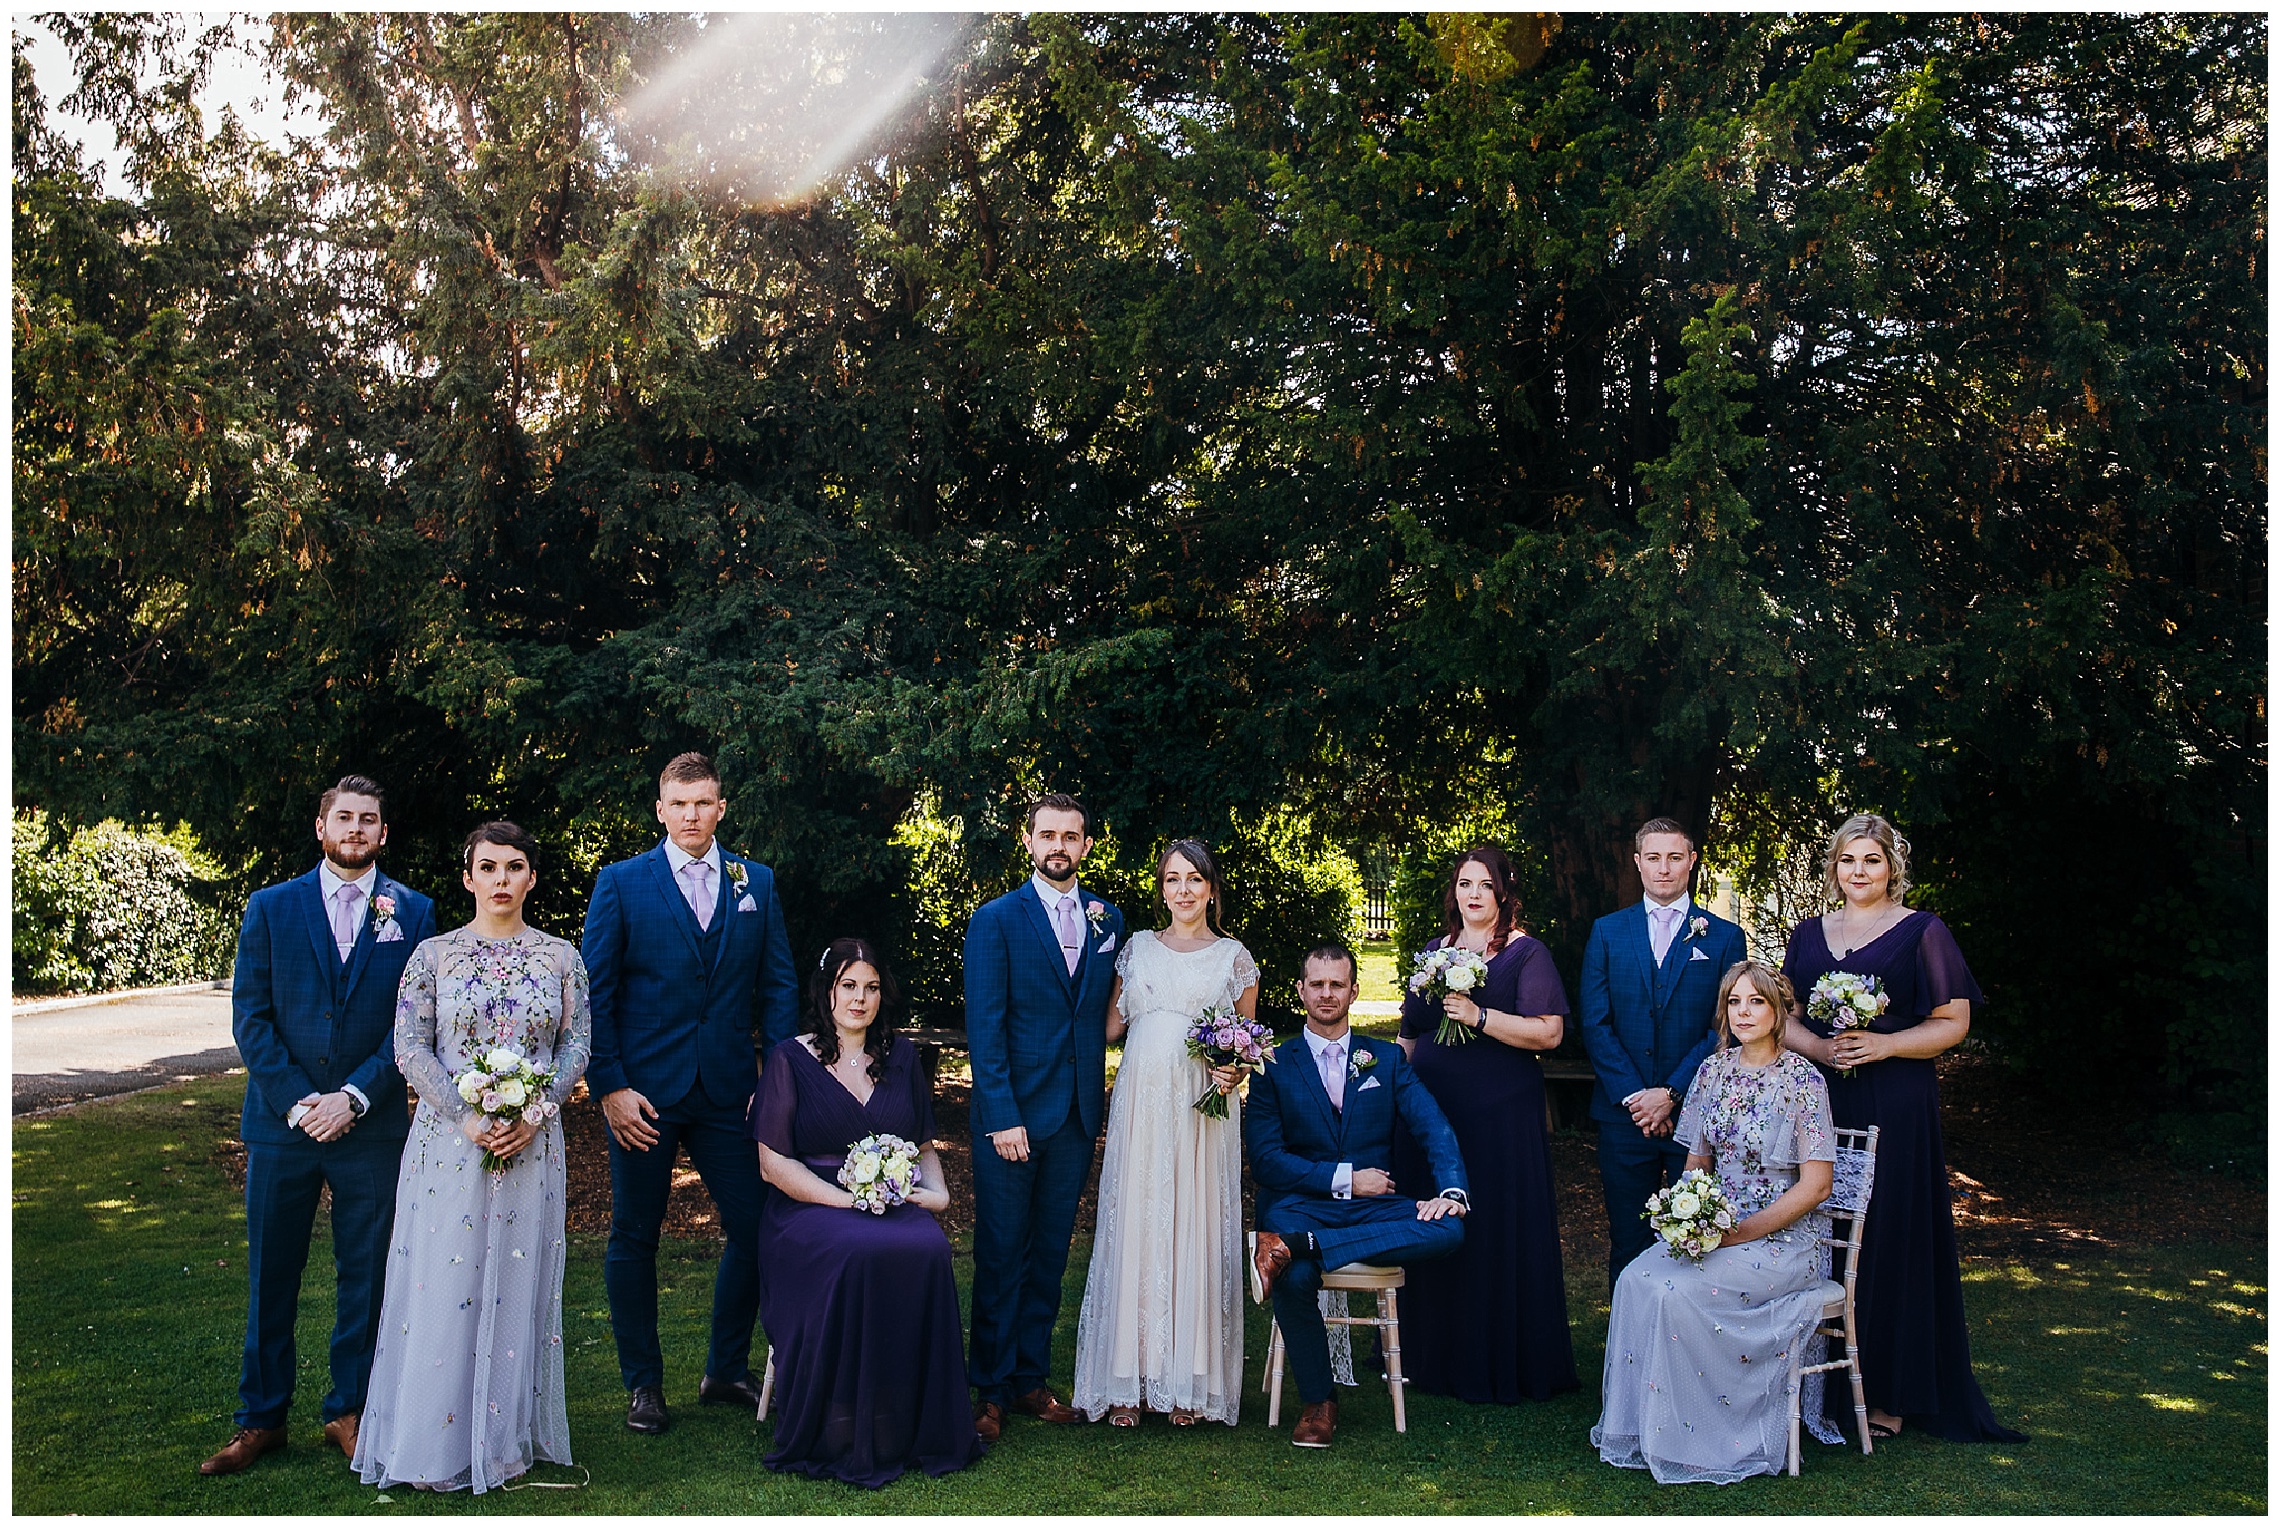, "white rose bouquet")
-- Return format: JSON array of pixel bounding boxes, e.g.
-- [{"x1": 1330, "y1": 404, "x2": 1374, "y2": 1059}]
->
[
  {"x1": 1408, "y1": 945, "x2": 1492, "y2": 1045},
  {"x1": 451, "y1": 1044, "x2": 561, "y2": 1173},
  {"x1": 1643, "y1": 1167, "x2": 1737, "y2": 1261},
  {"x1": 1806, "y1": 971, "x2": 1889, "y2": 1078},
  {"x1": 838, "y1": 1132, "x2": 923, "y2": 1215}
]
